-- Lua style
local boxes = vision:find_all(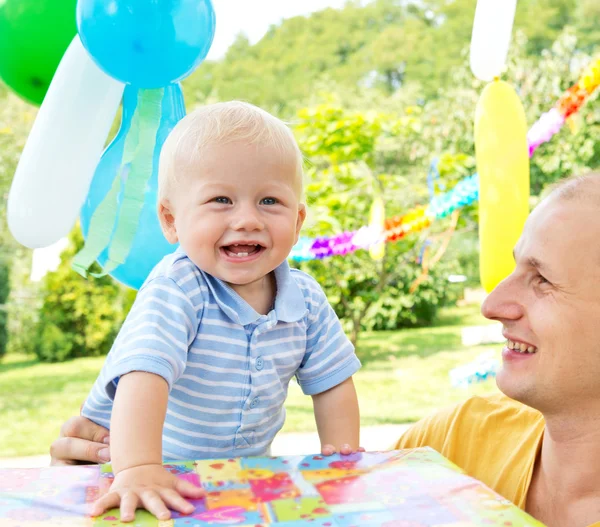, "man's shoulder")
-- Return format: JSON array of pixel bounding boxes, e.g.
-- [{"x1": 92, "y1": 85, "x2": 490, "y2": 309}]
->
[
  {"x1": 455, "y1": 392, "x2": 541, "y2": 419},
  {"x1": 397, "y1": 393, "x2": 544, "y2": 507},
  {"x1": 396, "y1": 393, "x2": 543, "y2": 450}
]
